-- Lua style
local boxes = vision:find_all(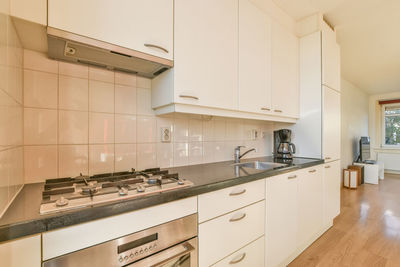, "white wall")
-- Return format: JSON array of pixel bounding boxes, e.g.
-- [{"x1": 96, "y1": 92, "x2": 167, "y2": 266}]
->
[{"x1": 340, "y1": 79, "x2": 369, "y2": 170}]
